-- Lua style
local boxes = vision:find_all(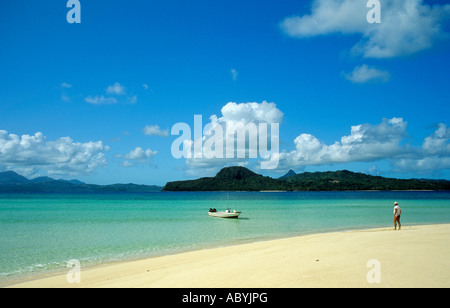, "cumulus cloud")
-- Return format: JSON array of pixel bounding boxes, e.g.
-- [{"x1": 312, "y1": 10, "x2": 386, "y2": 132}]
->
[
  {"x1": 281, "y1": 0, "x2": 368, "y2": 37},
  {"x1": 219, "y1": 101, "x2": 284, "y2": 124},
  {"x1": 0, "y1": 130, "x2": 109, "y2": 177},
  {"x1": 143, "y1": 125, "x2": 169, "y2": 137},
  {"x1": 344, "y1": 64, "x2": 390, "y2": 83},
  {"x1": 280, "y1": 117, "x2": 408, "y2": 168},
  {"x1": 280, "y1": 0, "x2": 450, "y2": 58},
  {"x1": 422, "y1": 123, "x2": 450, "y2": 155},
  {"x1": 125, "y1": 147, "x2": 157, "y2": 161},
  {"x1": 277, "y1": 118, "x2": 450, "y2": 176},
  {"x1": 121, "y1": 147, "x2": 157, "y2": 167},
  {"x1": 392, "y1": 123, "x2": 450, "y2": 173},
  {"x1": 180, "y1": 101, "x2": 283, "y2": 175}
]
